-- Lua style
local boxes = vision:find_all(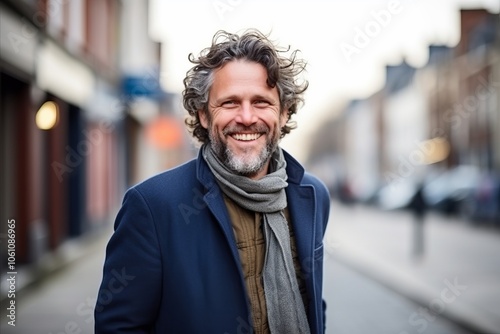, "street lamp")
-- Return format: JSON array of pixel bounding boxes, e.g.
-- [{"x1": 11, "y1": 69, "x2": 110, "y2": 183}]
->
[{"x1": 35, "y1": 101, "x2": 59, "y2": 130}]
